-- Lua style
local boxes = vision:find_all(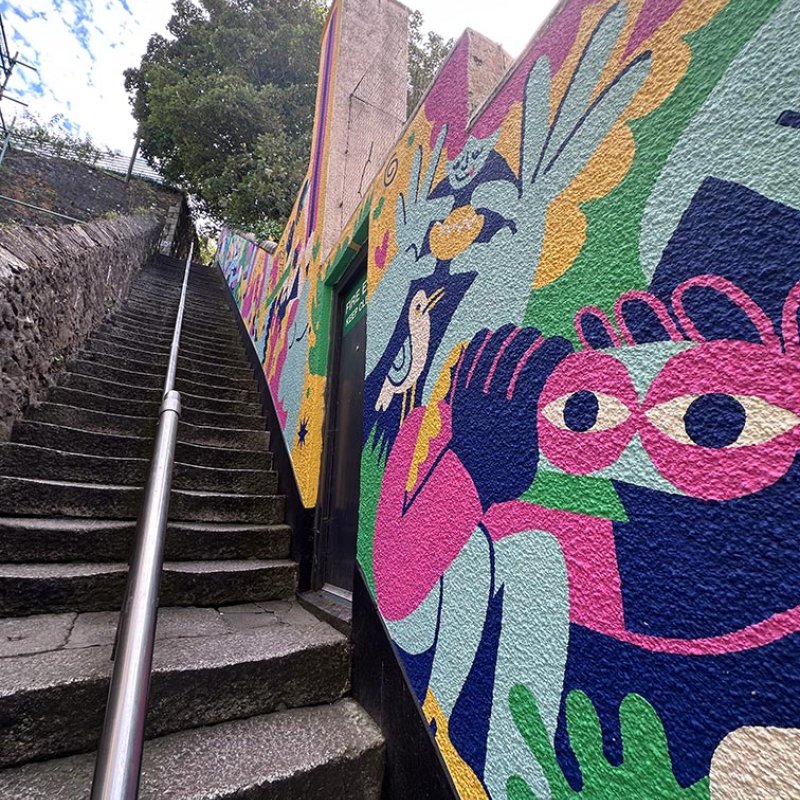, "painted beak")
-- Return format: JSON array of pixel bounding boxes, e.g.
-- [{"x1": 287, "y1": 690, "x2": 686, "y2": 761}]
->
[{"x1": 424, "y1": 287, "x2": 445, "y2": 313}]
